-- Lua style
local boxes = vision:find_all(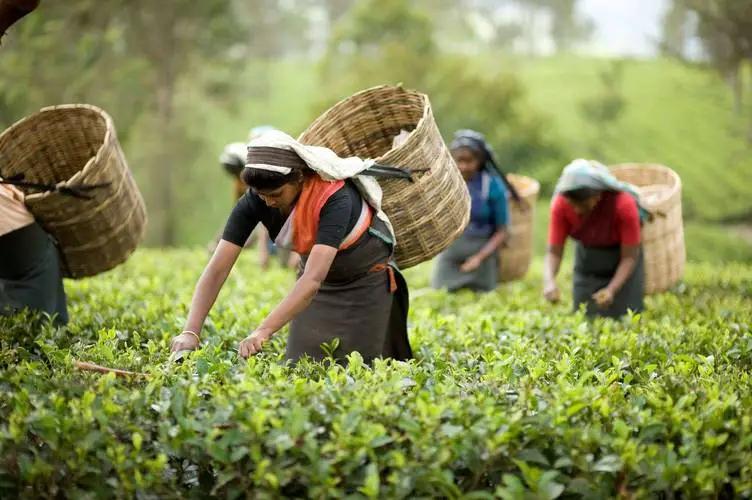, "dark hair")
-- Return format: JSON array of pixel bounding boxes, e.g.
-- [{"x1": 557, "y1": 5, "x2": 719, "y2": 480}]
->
[
  {"x1": 222, "y1": 159, "x2": 244, "y2": 178},
  {"x1": 562, "y1": 188, "x2": 601, "y2": 202},
  {"x1": 452, "y1": 145, "x2": 485, "y2": 163},
  {"x1": 240, "y1": 167, "x2": 305, "y2": 192}
]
